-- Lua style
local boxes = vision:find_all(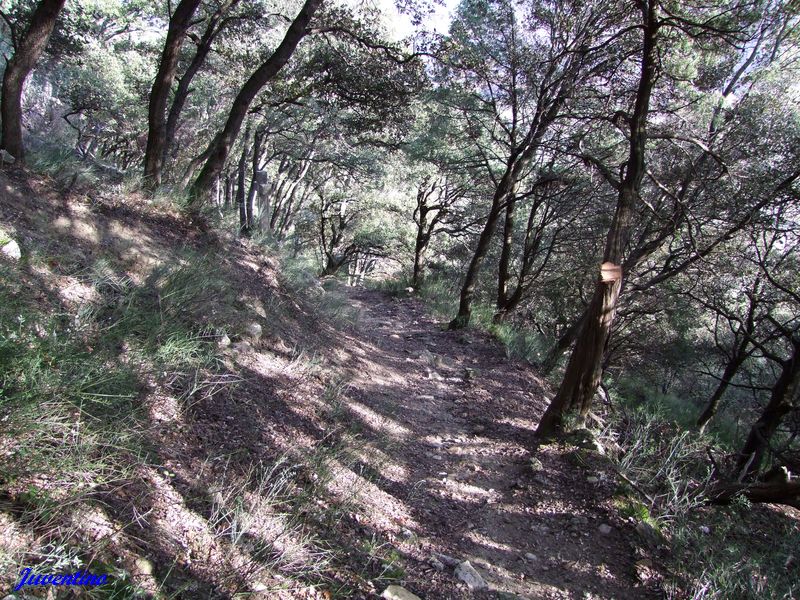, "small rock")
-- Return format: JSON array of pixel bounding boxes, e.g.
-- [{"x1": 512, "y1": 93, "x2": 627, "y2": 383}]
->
[
  {"x1": 405, "y1": 287, "x2": 415, "y2": 293},
  {"x1": 244, "y1": 322, "x2": 262, "y2": 340},
  {"x1": 598, "y1": 524, "x2": 613, "y2": 535},
  {"x1": 134, "y1": 557, "x2": 154, "y2": 575},
  {"x1": 454, "y1": 560, "x2": 487, "y2": 591},
  {"x1": 586, "y1": 476, "x2": 599, "y2": 483},
  {"x1": 635, "y1": 521, "x2": 667, "y2": 549},
  {"x1": 524, "y1": 552, "x2": 538, "y2": 561},
  {"x1": 433, "y1": 552, "x2": 460, "y2": 568},
  {"x1": 429, "y1": 557, "x2": 445, "y2": 571},
  {"x1": 252, "y1": 581, "x2": 269, "y2": 592},
  {"x1": 416, "y1": 394, "x2": 435, "y2": 401},
  {"x1": 232, "y1": 341, "x2": 252, "y2": 353},
  {"x1": 401, "y1": 528, "x2": 414, "y2": 539},
  {"x1": 472, "y1": 424, "x2": 486, "y2": 434},
  {"x1": 381, "y1": 585, "x2": 421, "y2": 600},
  {"x1": 699, "y1": 525, "x2": 711, "y2": 535},
  {"x1": 529, "y1": 457, "x2": 544, "y2": 472},
  {"x1": 0, "y1": 149, "x2": 15, "y2": 164},
  {"x1": 217, "y1": 334, "x2": 231, "y2": 348},
  {"x1": 1, "y1": 238, "x2": 21, "y2": 261}
]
